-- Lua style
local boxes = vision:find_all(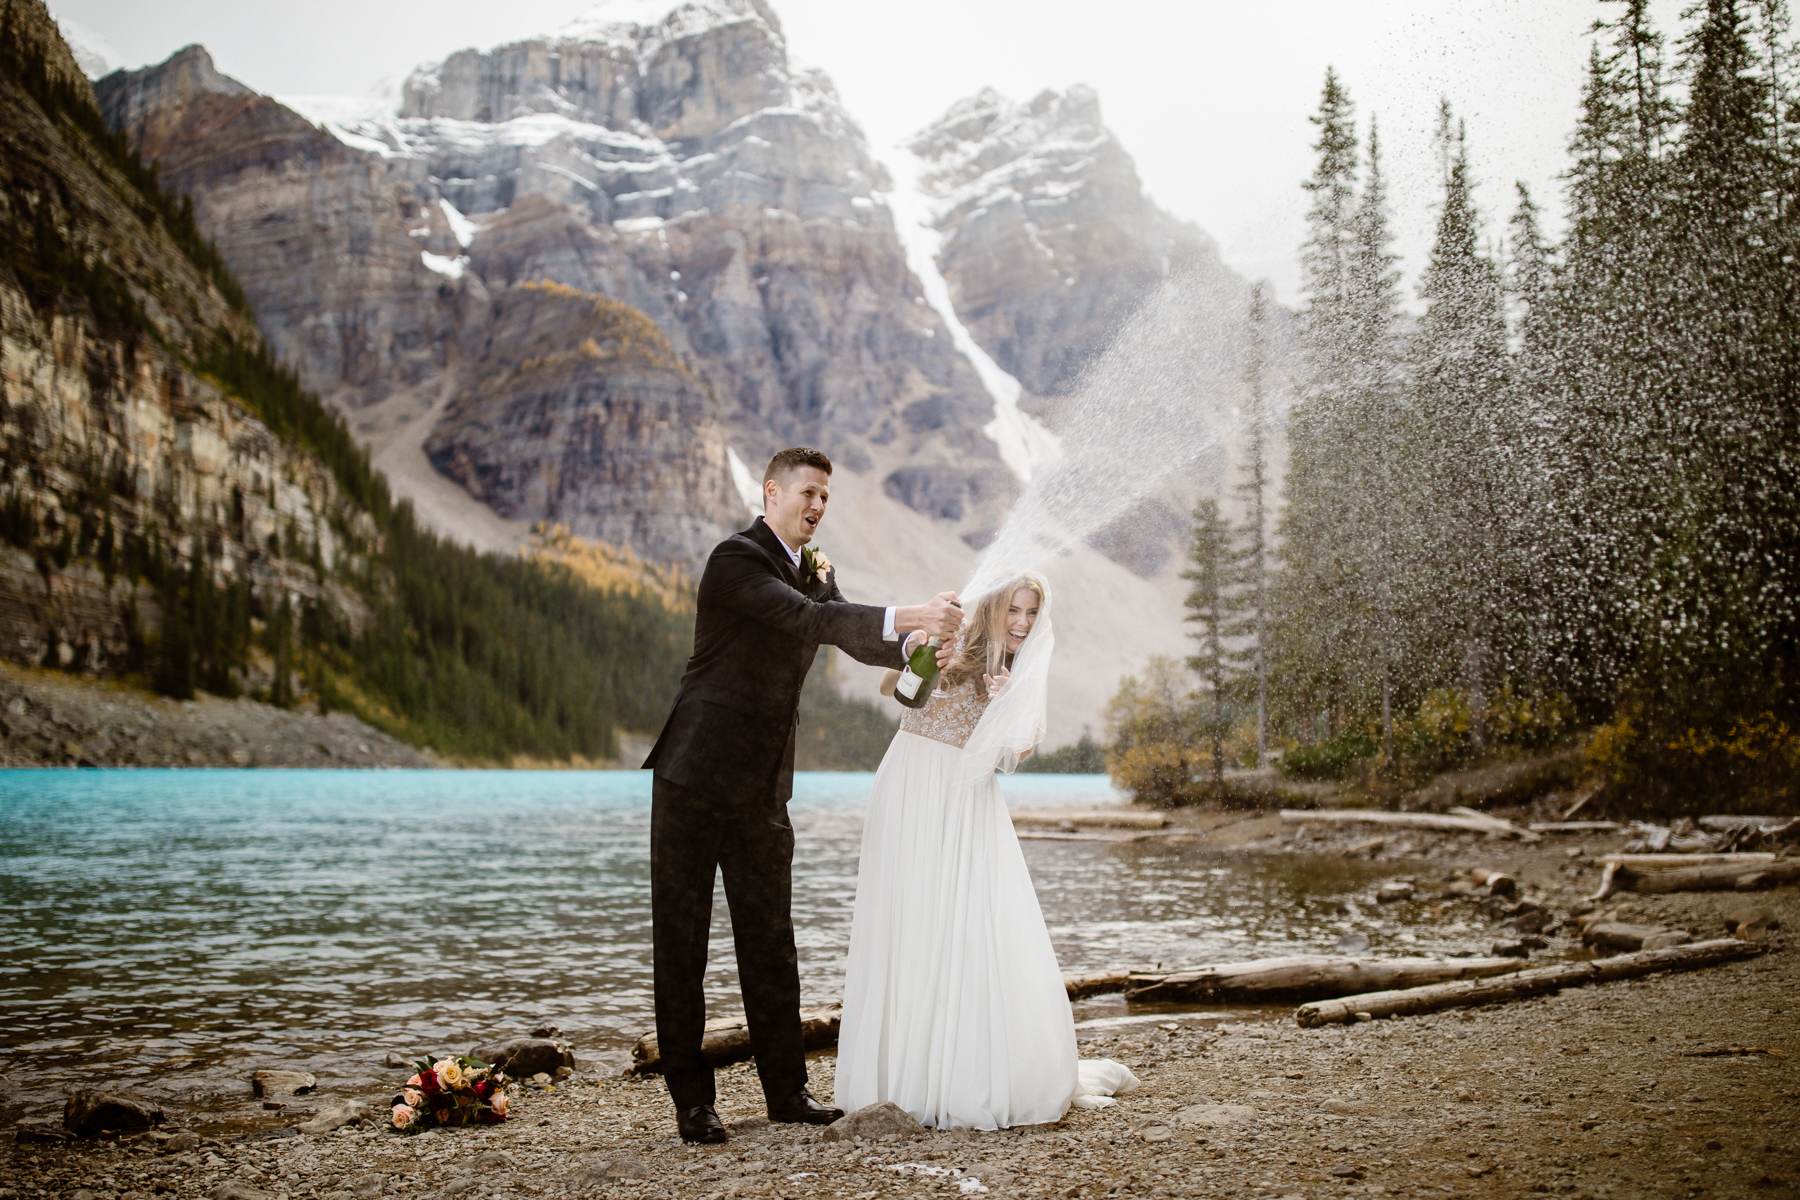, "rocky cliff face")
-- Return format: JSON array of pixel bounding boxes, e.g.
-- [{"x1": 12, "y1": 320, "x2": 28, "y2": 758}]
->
[
  {"x1": 94, "y1": 47, "x2": 454, "y2": 408},
  {"x1": 0, "y1": 13, "x2": 370, "y2": 677},
  {"x1": 374, "y1": 0, "x2": 1011, "y2": 536},
  {"x1": 908, "y1": 86, "x2": 1242, "y2": 418},
  {"x1": 423, "y1": 278, "x2": 738, "y2": 554}
]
